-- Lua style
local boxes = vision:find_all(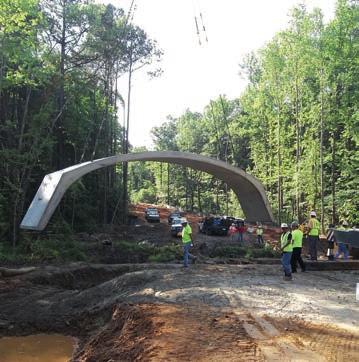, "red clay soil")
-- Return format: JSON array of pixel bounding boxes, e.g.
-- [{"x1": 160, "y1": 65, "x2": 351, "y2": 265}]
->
[
  {"x1": 73, "y1": 301, "x2": 359, "y2": 362},
  {"x1": 73, "y1": 303, "x2": 261, "y2": 362},
  {"x1": 130, "y1": 203, "x2": 202, "y2": 223}
]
